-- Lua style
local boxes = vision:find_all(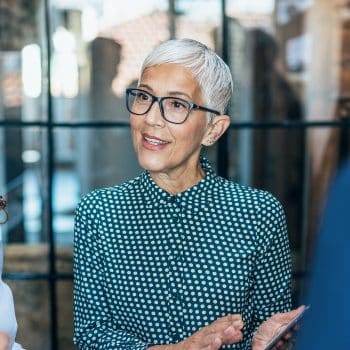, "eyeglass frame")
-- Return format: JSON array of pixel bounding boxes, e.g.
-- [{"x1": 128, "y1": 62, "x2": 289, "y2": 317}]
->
[{"x1": 125, "y1": 88, "x2": 221, "y2": 124}]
